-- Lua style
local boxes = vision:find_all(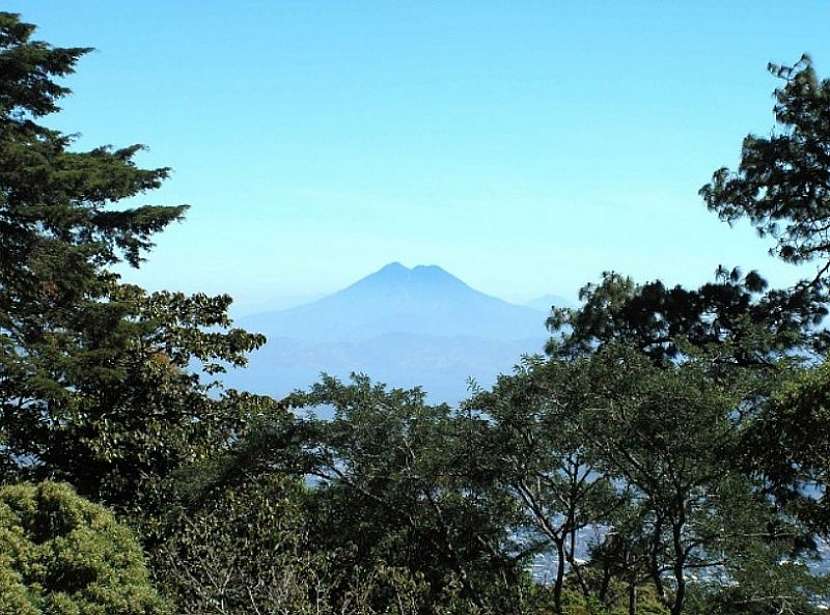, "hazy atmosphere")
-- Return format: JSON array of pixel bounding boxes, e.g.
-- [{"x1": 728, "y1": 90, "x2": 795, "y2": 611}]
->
[{"x1": 8, "y1": 1, "x2": 830, "y2": 312}]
